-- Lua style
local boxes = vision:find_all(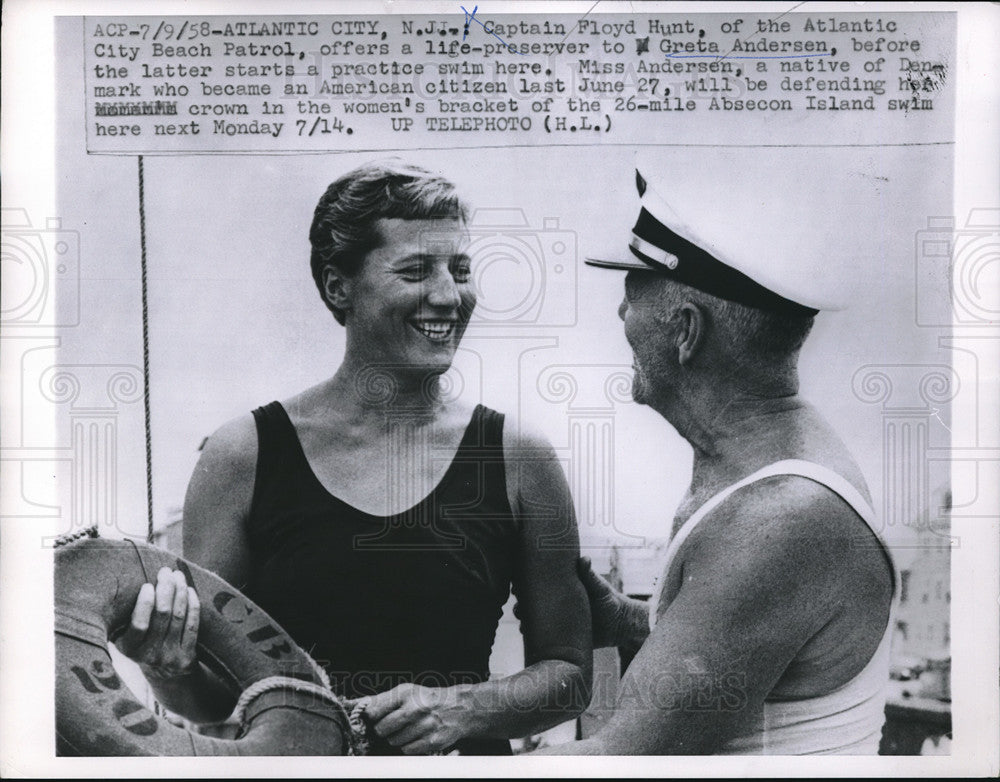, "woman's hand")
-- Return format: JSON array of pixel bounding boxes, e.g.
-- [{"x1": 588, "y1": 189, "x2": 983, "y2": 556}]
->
[
  {"x1": 577, "y1": 556, "x2": 650, "y2": 651},
  {"x1": 114, "y1": 566, "x2": 200, "y2": 682},
  {"x1": 363, "y1": 682, "x2": 471, "y2": 755}
]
